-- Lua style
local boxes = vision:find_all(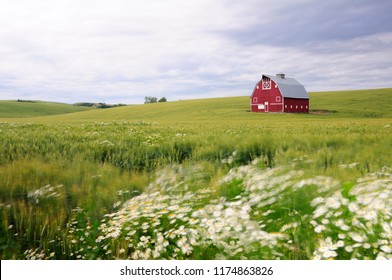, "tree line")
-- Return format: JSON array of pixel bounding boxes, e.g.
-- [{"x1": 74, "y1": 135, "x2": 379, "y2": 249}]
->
[{"x1": 144, "y1": 96, "x2": 167, "y2": 104}]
